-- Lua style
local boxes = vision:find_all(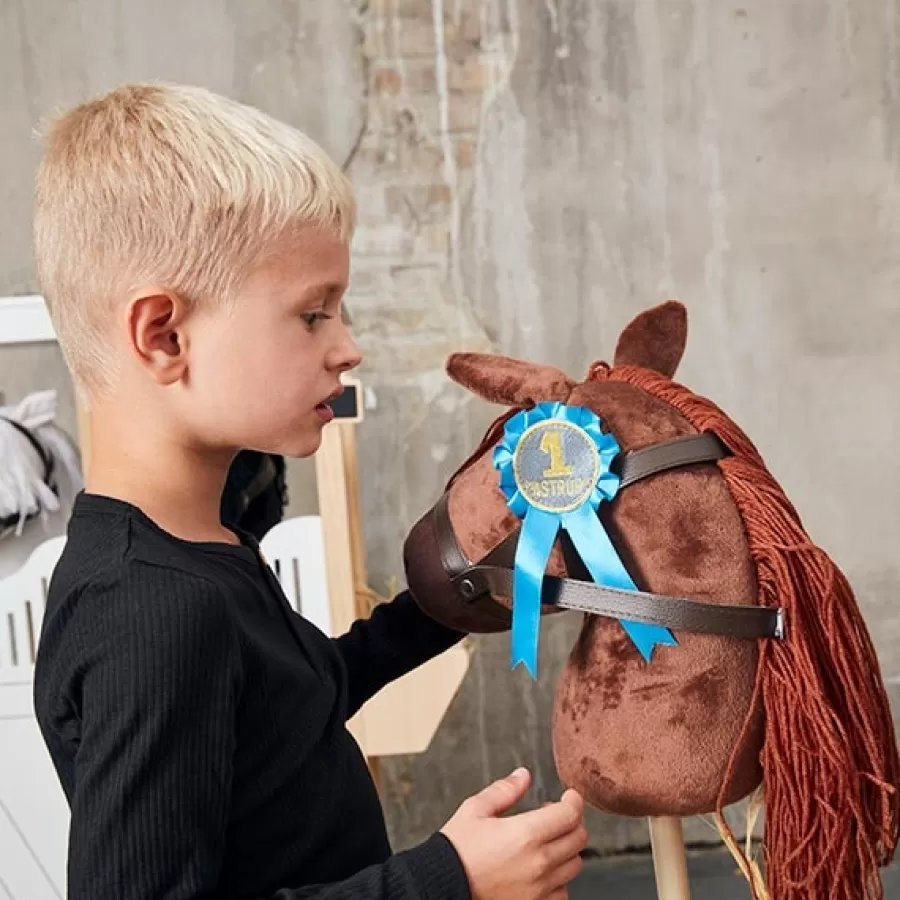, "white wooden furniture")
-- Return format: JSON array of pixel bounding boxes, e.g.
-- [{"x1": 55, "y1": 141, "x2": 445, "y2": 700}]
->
[
  {"x1": 260, "y1": 515, "x2": 333, "y2": 635},
  {"x1": 0, "y1": 298, "x2": 79, "y2": 897},
  {"x1": 0, "y1": 295, "x2": 57, "y2": 346},
  {"x1": 0, "y1": 536, "x2": 69, "y2": 900}
]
